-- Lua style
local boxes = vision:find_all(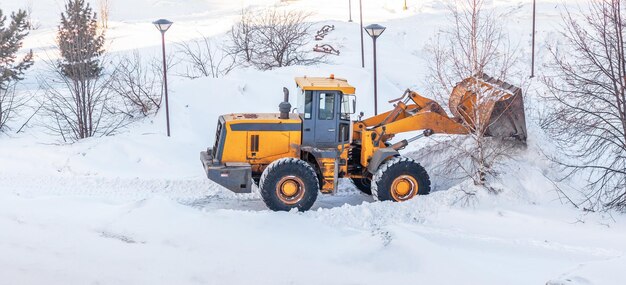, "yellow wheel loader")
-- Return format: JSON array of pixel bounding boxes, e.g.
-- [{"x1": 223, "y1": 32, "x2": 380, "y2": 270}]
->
[{"x1": 200, "y1": 74, "x2": 526, "y2": 211}]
